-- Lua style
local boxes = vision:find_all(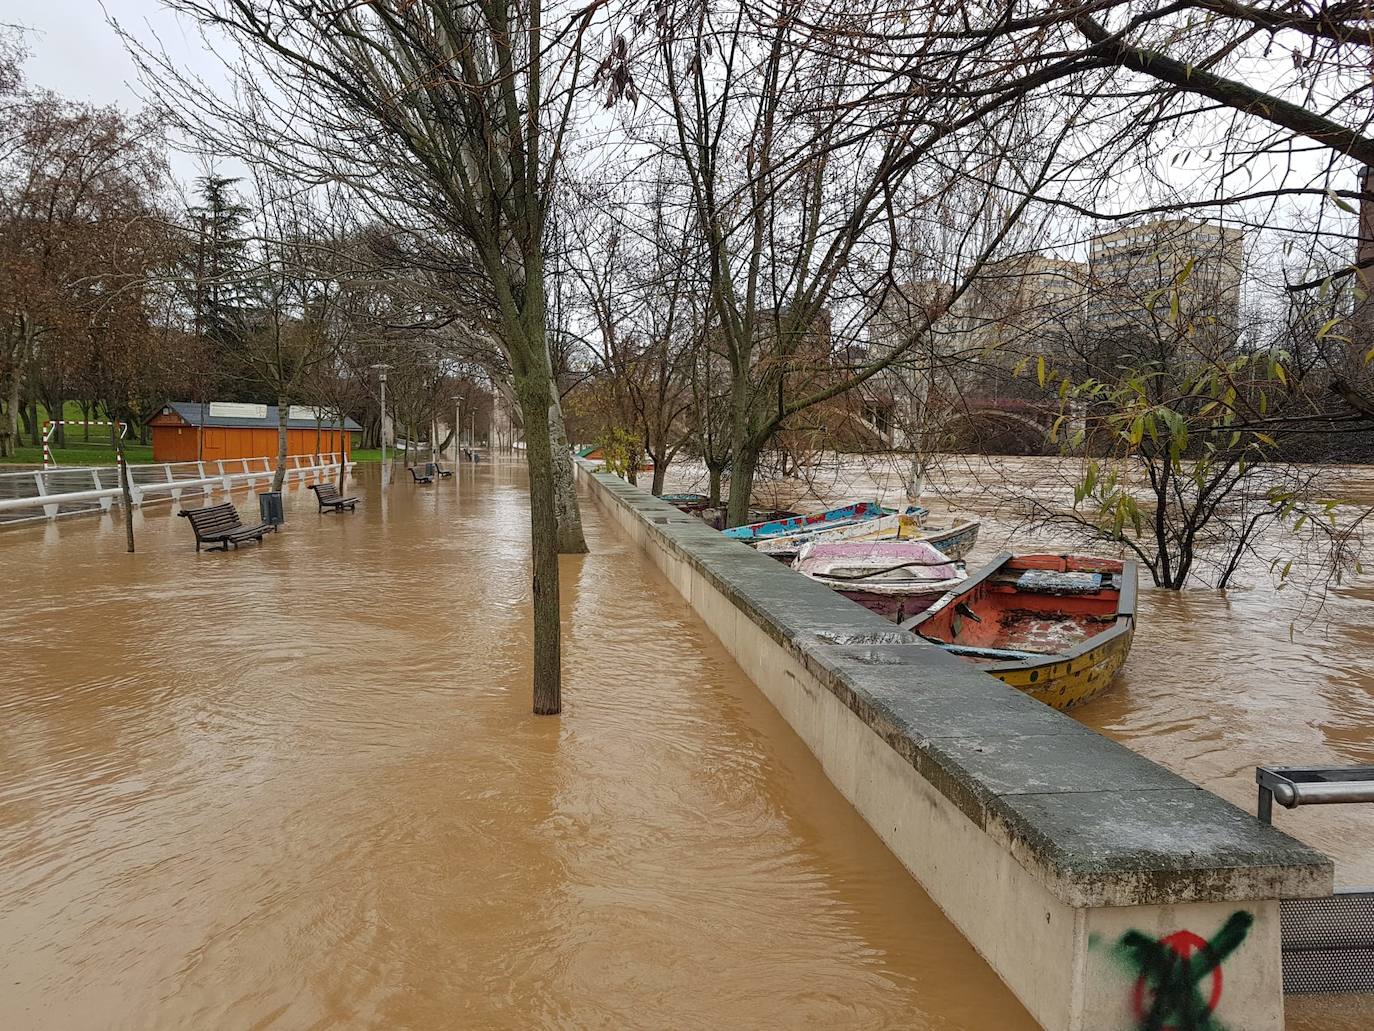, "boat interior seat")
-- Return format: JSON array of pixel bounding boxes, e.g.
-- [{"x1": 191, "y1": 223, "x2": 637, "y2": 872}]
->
[{"x1": 1015, "y1": 570, "x2": 1104, "y2": 594}]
